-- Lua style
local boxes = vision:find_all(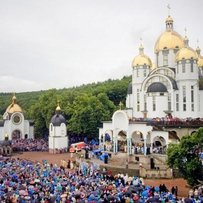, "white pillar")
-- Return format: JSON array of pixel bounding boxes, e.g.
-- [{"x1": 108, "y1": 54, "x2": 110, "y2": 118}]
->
[
  {"x1": 113, "y1": 129, "x2": 117, "y2": 153},
  {"x1": 143, "y1": 133, "x2": 147, "y2": 156},
  {"x1": 102, "y1": 131, "x2": 105, "y2": 151}
]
